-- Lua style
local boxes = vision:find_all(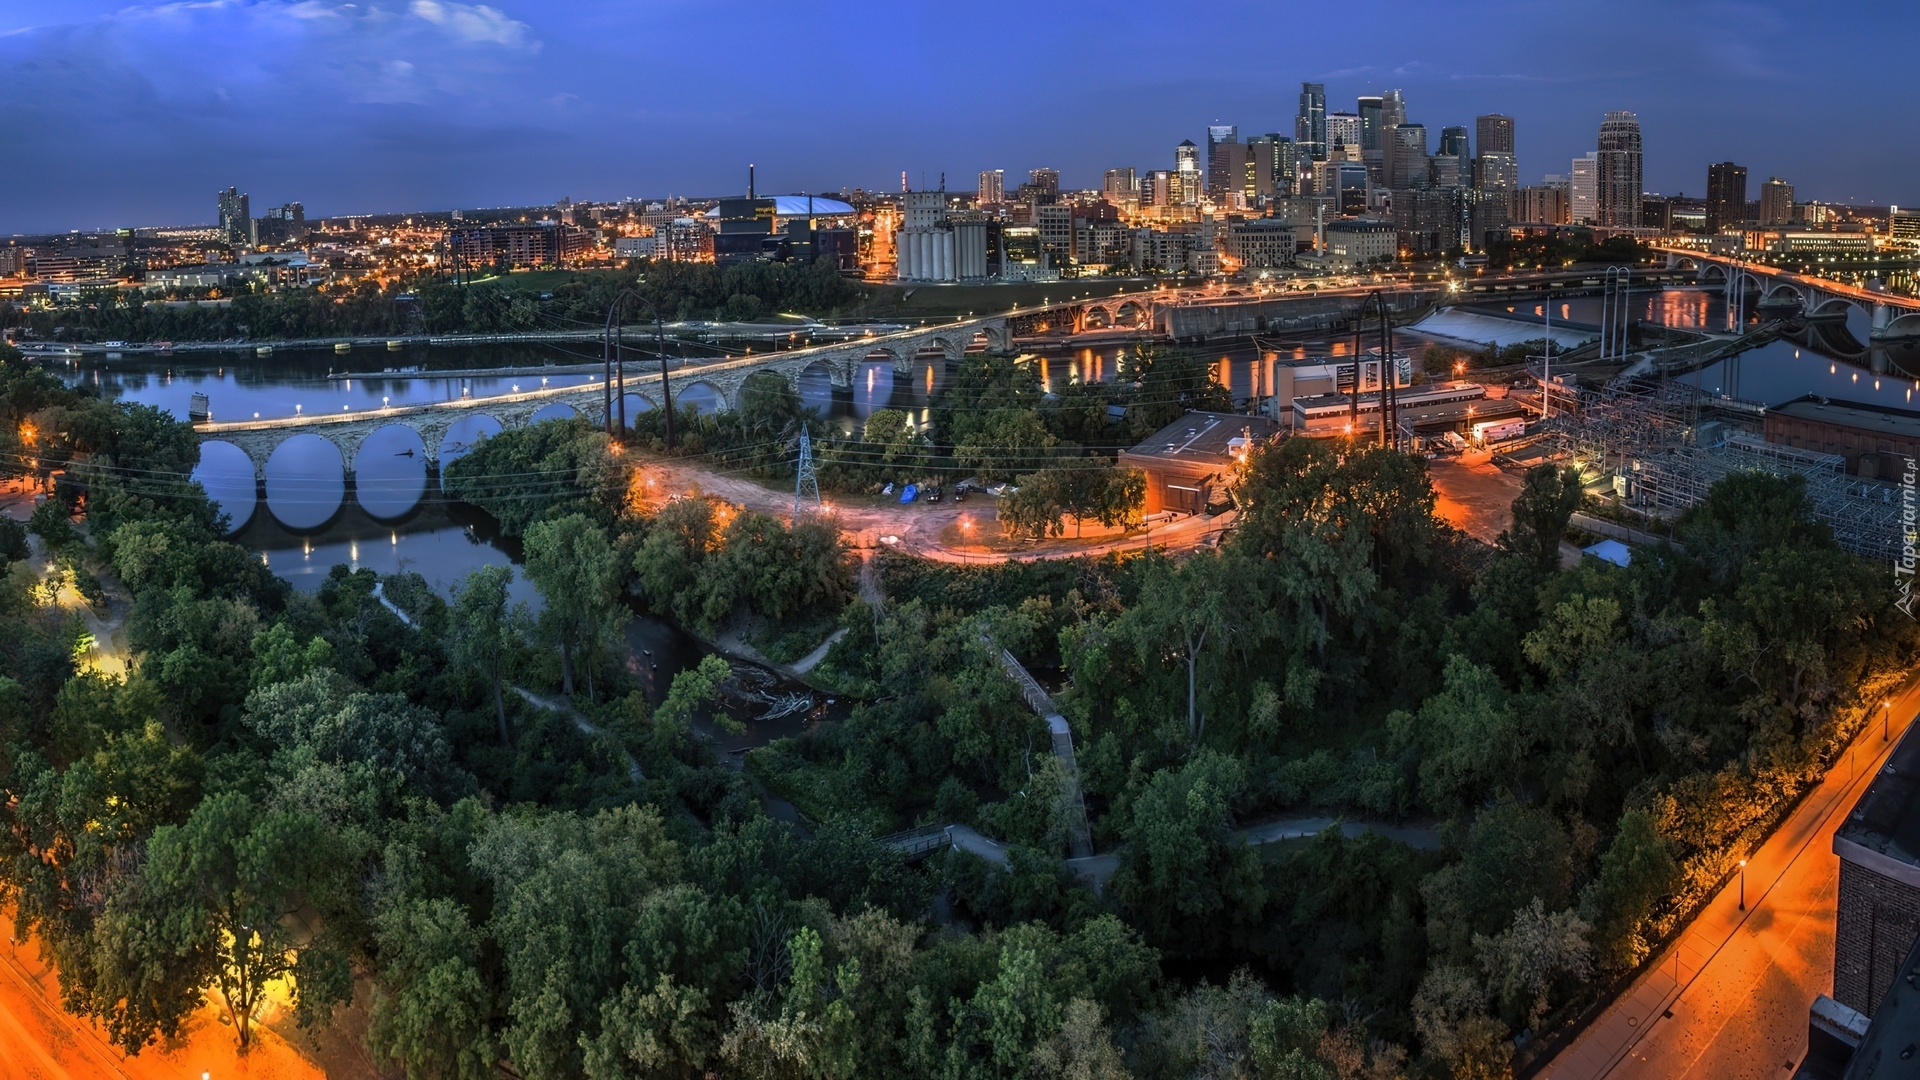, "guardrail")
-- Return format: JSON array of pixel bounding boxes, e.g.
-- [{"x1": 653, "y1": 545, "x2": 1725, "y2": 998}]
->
[{"x1": 879, "y1": 824, "x2": 953, "y2": 861}]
